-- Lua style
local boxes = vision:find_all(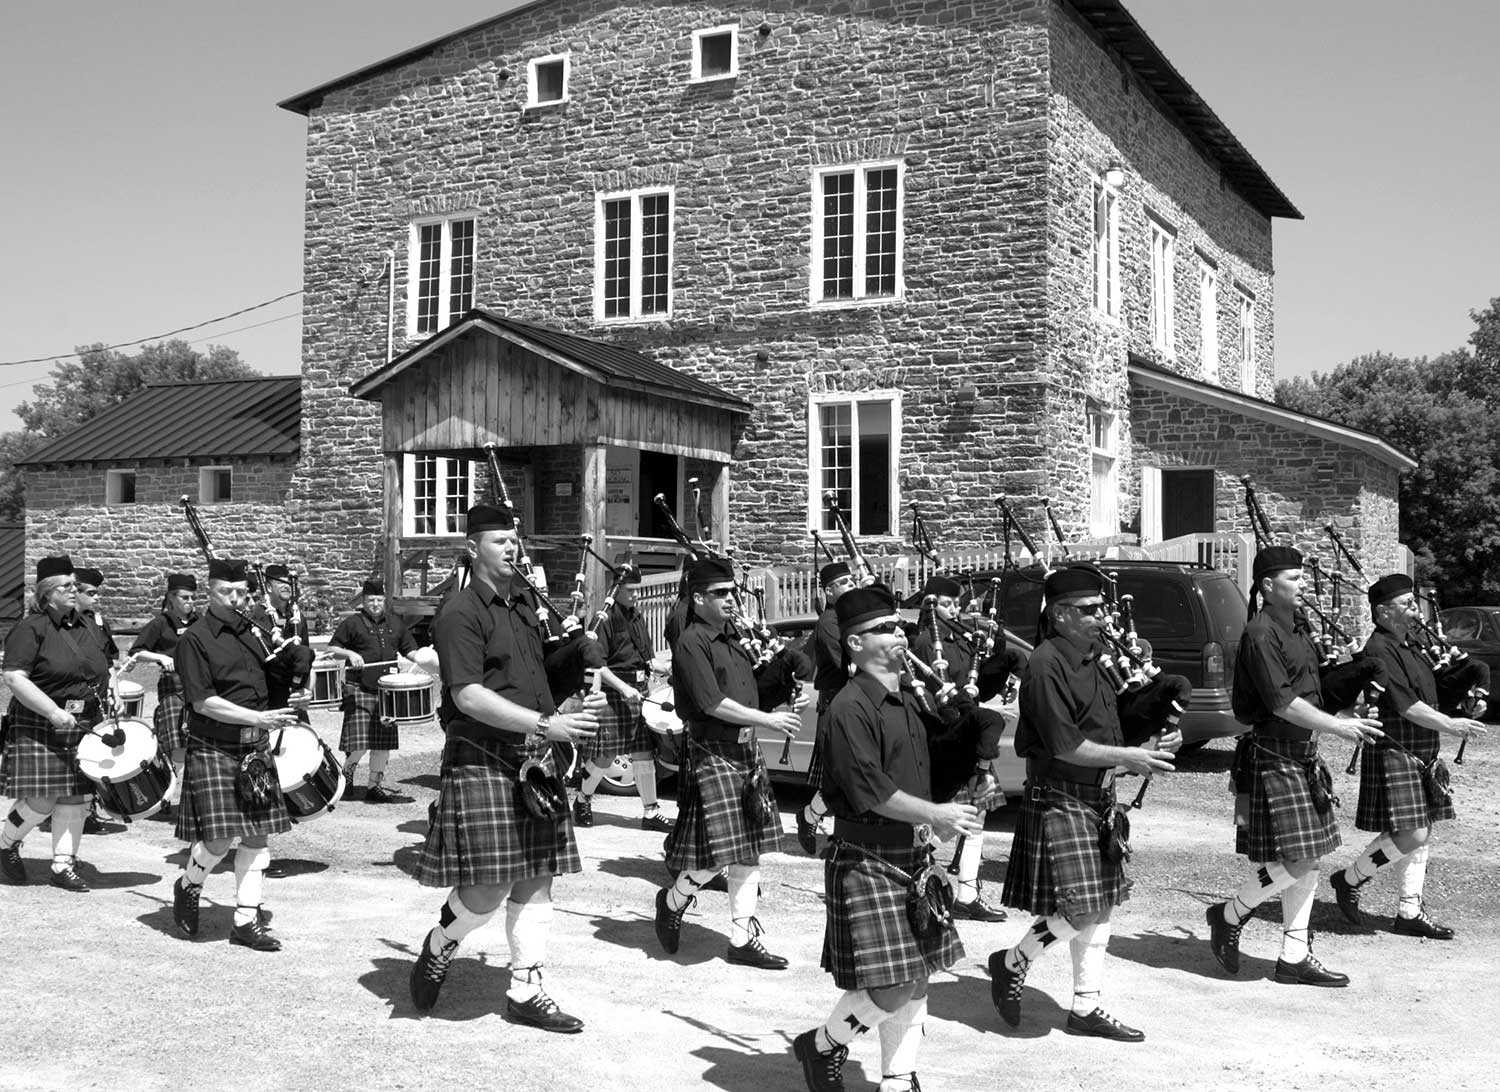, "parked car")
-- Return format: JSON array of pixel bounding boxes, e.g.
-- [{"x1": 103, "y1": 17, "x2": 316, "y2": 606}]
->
[{"x1": 1437, "y1": 606, "x2": 1500, "y2": 720}]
